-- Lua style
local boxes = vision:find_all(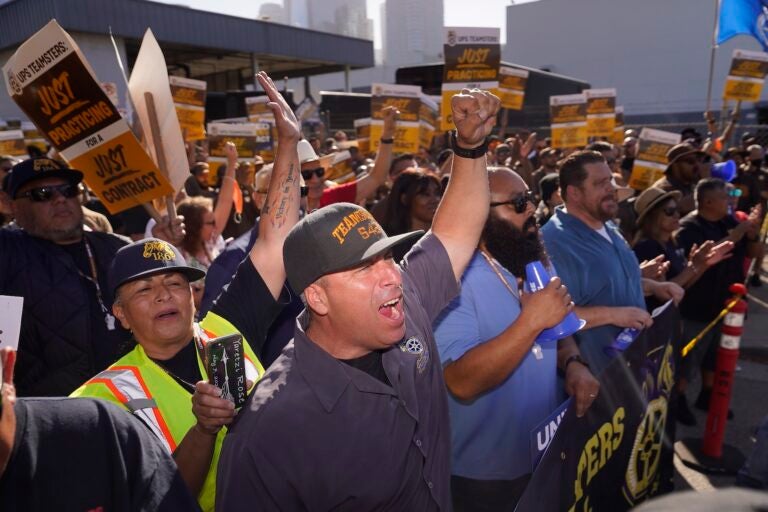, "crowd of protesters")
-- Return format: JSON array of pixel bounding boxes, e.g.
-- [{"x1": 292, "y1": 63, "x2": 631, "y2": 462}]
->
[{"x1": 1, "y1": 72, "x2": 768, "y2": 511}]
